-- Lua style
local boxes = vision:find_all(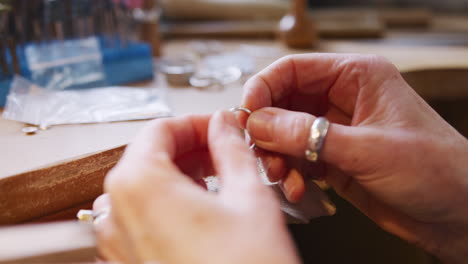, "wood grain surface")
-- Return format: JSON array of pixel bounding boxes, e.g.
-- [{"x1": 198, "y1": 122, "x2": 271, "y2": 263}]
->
[{"x1": 0, "y1": 146, "x2": 125, "y2": 225}]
